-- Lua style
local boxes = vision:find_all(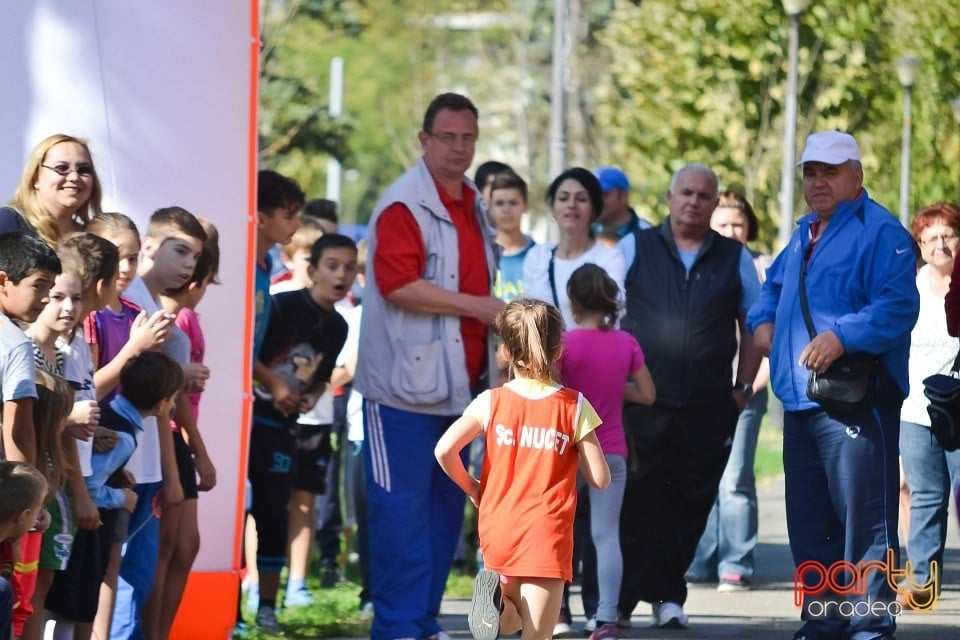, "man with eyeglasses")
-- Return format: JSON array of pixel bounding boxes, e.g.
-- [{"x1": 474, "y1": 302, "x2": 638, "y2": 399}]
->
[
  {"x1": 355, "y1": 92, "x2": 503, "y2": 640},
  {"x1": 748, "y1": 131, "x2": 919, "y2": 640}
]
